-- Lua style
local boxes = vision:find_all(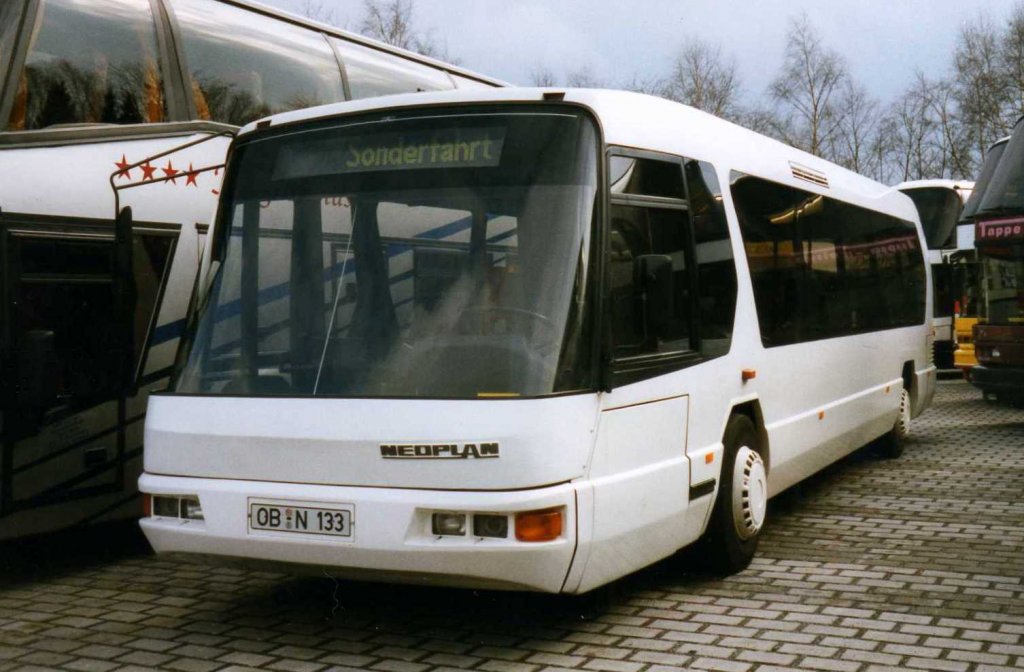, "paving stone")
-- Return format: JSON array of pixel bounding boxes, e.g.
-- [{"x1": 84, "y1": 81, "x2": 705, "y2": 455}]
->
[{"x1": 0, "y1": 380, "x2": 1020, "y2": 672}]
